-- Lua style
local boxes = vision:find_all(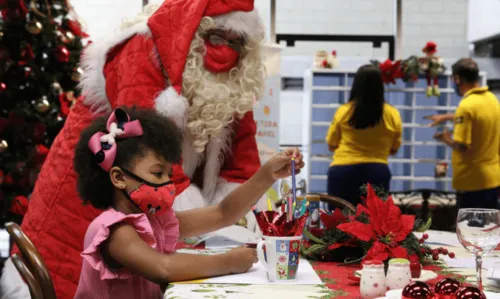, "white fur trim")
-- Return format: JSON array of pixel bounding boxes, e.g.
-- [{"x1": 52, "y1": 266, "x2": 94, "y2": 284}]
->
[
  {"x1": 154, "y1": 87, "x2": 189, "y2": 128},
  {"x1": 211, "y1": 180, "x2": 266, "y2": 234},
  {"x1": 202, "y1": 127, "x2": 233, "y2": 201},
  {"x1": 0, "y1": 258, "x2": 30, "y2": 299},
  {"x1": 172, "y1": 184, "x2": 206, "y2": 212},
  {"x1": 79, "y1": 22, "x2": 151, "y2": 114},
  {"x1": 181, "y1": 131, "x2": 202, "y2": 178},
  {"x1": 213, "y1": 9, "x2": 264, "y2": 40}
]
